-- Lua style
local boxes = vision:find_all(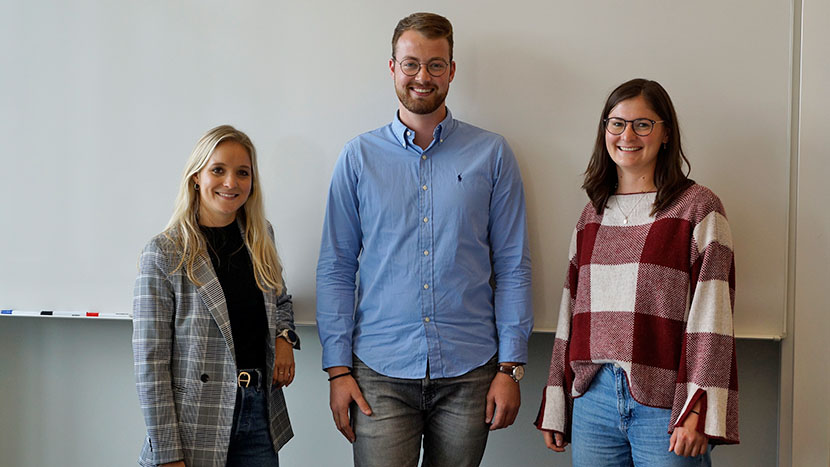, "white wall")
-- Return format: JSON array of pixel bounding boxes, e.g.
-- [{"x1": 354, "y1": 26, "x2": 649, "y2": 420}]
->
[
  {"x1": 779, "y1": 0, "x2": 830, "y2": 464},
  {"x1": 0, "y1": 0, "x2": 793, "y2": 337},
  {"x1": 0, "y1": 321, "x2": 779, "y2": 466}
]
